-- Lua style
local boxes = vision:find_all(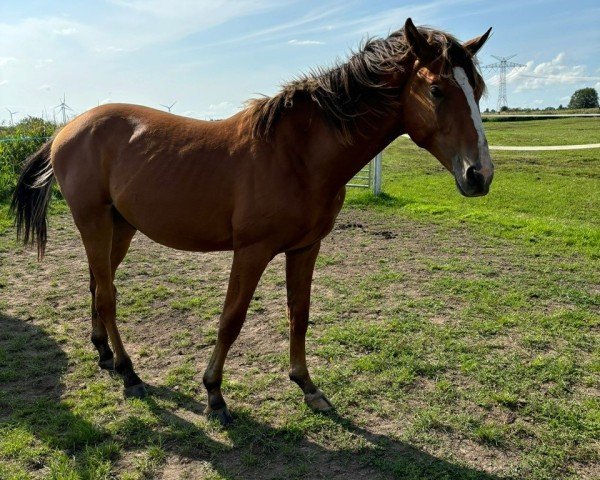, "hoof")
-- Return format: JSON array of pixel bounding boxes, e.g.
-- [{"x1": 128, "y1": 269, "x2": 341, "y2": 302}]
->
[
  {"x1": 206, "y1": 406, "x2": 234, "y2": 426},
  {"x1": 305, "y1": 389, "x2": 333, "y2": 412},
  {"x1": 98, "y1": 358, "x2": 115, "y2": 371},
  {"x1": 123, "y1": 383, "x2": 147, "y2": 399}
]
